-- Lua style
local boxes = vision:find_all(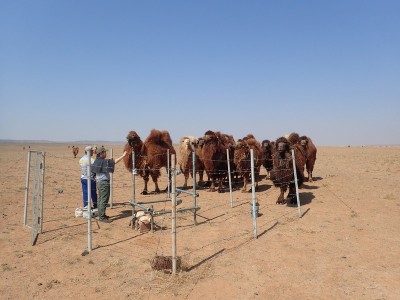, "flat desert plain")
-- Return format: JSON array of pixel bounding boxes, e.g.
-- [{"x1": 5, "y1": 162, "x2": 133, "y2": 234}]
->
[{"x1": 0, "y1": 143, "x2": 399, "y2": 299}]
